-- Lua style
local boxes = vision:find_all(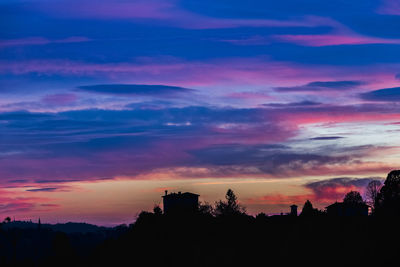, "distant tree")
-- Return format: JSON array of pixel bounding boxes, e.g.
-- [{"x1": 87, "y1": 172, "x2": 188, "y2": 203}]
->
[
  {"x1": 366, "y1": 180, "x2": 382, "y2": 212},
  {"x1": 198, "y1": 201, "x2": 214, "y2": 215},
  {"x1": 343, "y1": 191, "x2": 364, "y2": 204},
  {"x1": 153, "y1": 205, "x2": 163, "y2": 215},
  {"x1": 300, "y1": 200, "x2": 317, "y2": 216},
  {"x1": 255, "y1": 212, "x2": 268, "y2": 221},
  {"x1": 214, "y1": 189, "x2": 246, "y2": 217},
  {"x1": 375, "y1": 170, "x2": 400, "y2": 216},
  {"x1": 3, "y1": 217, "x2": 11, "y2": 223},
  {"x1": 114, "y1": 224, "x2": 129, "y2": 234},
  {"x1": 135, "y1": 211, "x2": 157, "y2": 226}
]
